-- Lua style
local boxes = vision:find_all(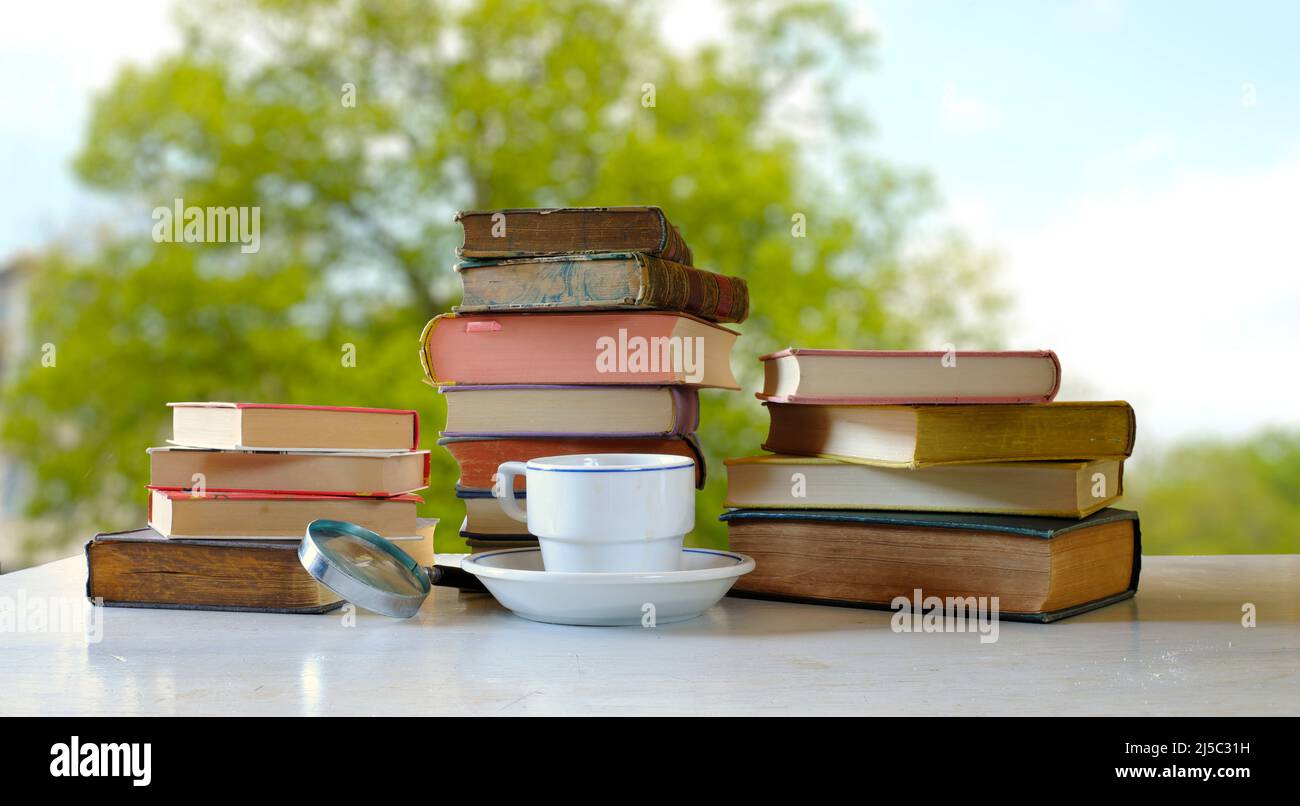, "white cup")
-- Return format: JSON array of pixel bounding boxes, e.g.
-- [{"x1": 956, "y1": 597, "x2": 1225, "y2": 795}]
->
[{"x1": 493, "y1": 453, "x2": 695, "y2": 572}]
